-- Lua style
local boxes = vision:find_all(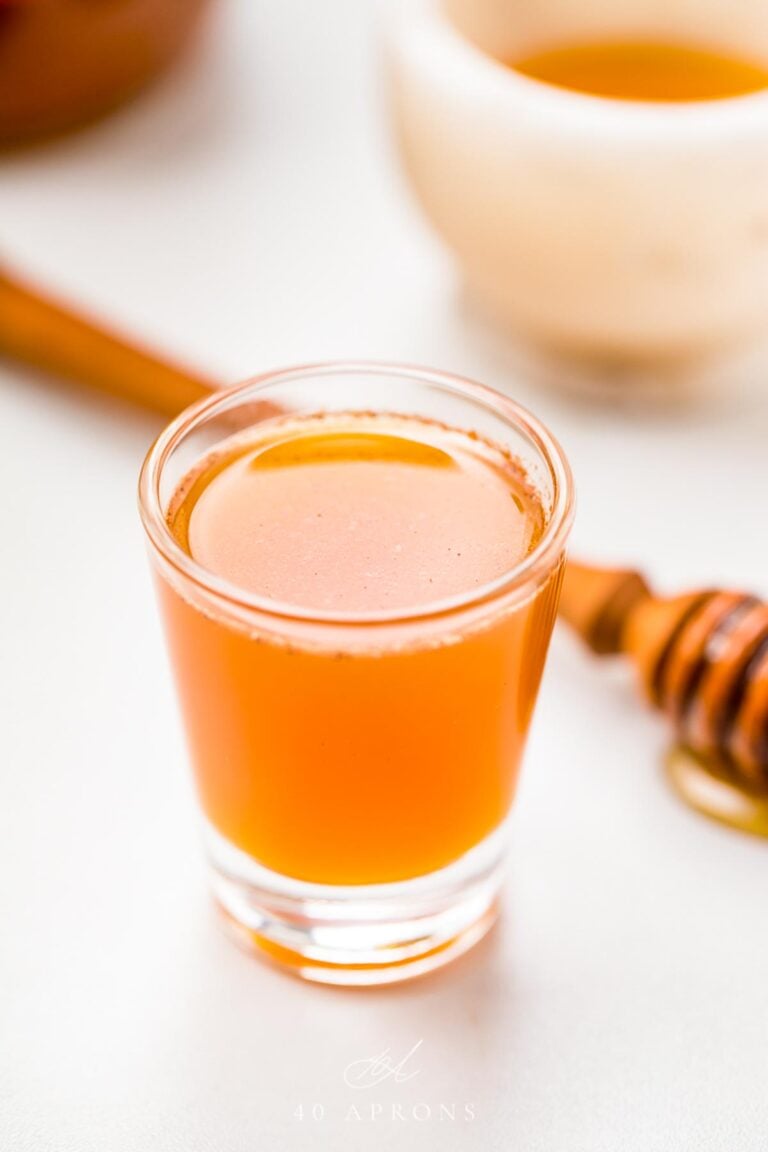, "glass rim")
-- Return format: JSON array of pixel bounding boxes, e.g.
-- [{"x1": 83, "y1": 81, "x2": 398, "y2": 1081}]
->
[{"x1": 138, "y1": 361, "x2": 575, "y2": 628}]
